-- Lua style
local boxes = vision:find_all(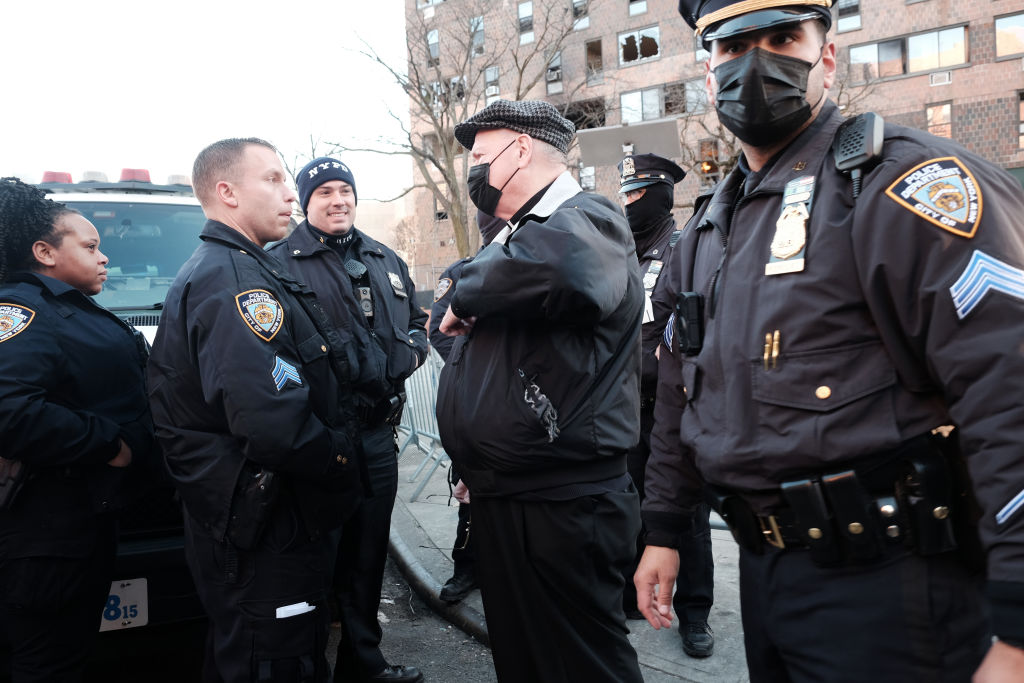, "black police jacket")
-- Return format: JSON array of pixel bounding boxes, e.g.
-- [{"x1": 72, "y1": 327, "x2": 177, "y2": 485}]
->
[
  {"x1": 0, "y1": 272, "x2": 154, "y2": 558},
  {"x1": 643, "y1": 101, "x2": 1024, "y2": 636},
  {"x1": 428, "y1": 257, "x2": 471, "y2": 363},
  {"x1": 634, "y1": 213, "x2": 679, "y2": 401},
  {"x1": 147, "y1": 221, "x2": 361, "y2": 541},
  {"x1": 268, "y1": 223, "x2": 428, "y2": 407},
  {"x1": 436, "y1": 173, "x2": 643, "y2": 497}
]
